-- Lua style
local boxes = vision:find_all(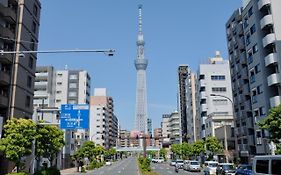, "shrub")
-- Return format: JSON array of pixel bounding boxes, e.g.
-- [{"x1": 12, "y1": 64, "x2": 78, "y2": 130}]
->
[
  {"x1": 6, "y1": 173, "x2": 29, "y2": 175},
  {"x1": 34, "y1": 166, "x2": 60, "y2": 175},
  {"x1": 138, "y1": 157, "x2": 151, "y2": 172}
]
